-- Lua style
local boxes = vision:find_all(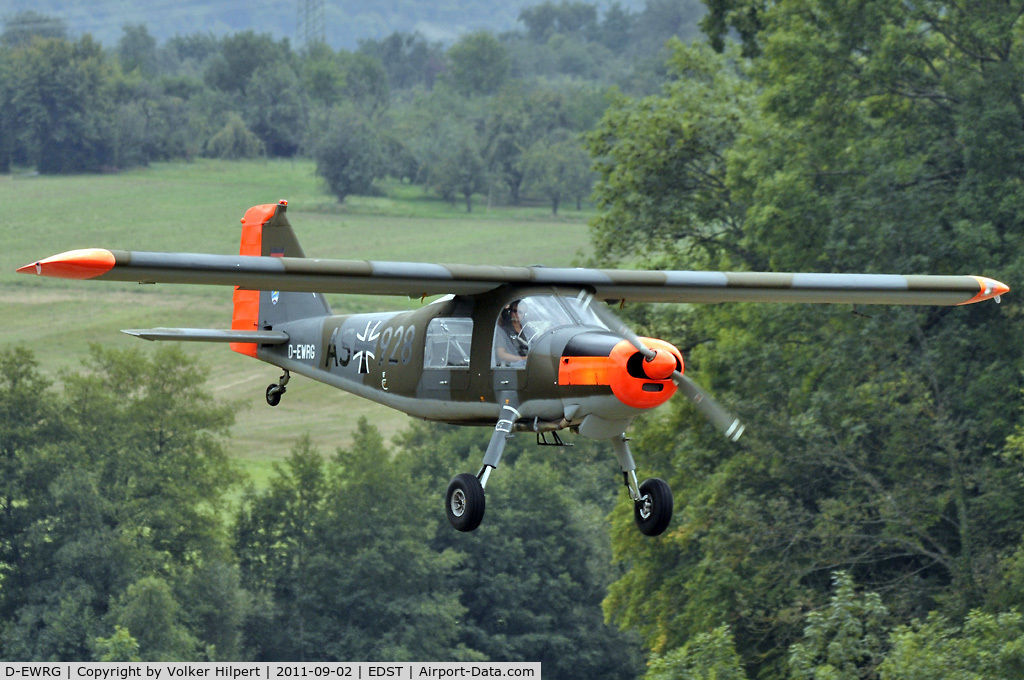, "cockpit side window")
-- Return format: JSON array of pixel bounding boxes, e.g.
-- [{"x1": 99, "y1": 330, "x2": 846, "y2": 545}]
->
[
  {"x1": 424, "y1": 318, "x2": 473, "y2": 369},
  {"x1": 491, "y1": 294, "x2": 610, "y2": 368},
  {"x1": 493, "y1": 300, "x2": 530, "y2": 368}
]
